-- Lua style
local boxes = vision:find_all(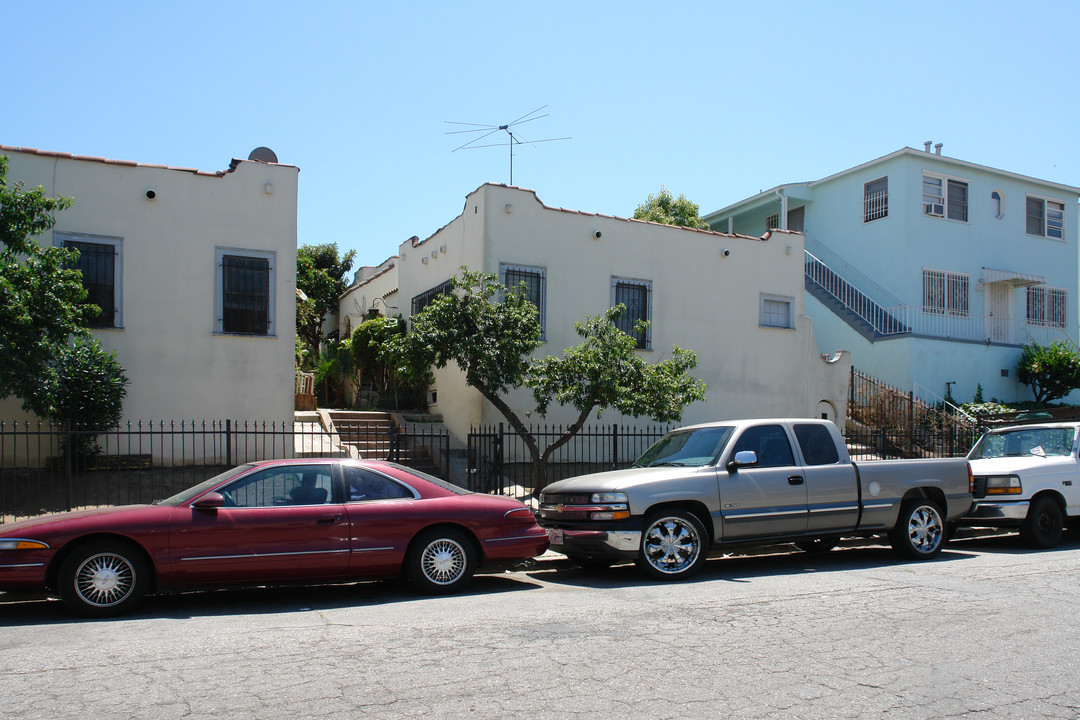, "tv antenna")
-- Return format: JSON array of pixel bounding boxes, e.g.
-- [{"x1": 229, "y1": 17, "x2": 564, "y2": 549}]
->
[{"x1": 446, "y1": 105, "x2": 570, "y2": 185}]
